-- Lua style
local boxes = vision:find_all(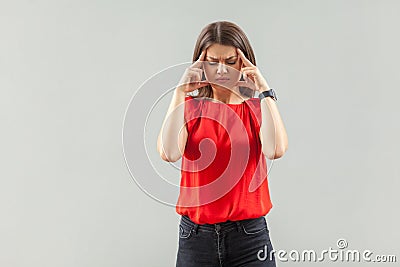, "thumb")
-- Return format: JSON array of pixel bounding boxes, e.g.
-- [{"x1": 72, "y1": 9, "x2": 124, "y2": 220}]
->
[{"x1": 236, "y1": 80, "x2": 257, "y2": 91}]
